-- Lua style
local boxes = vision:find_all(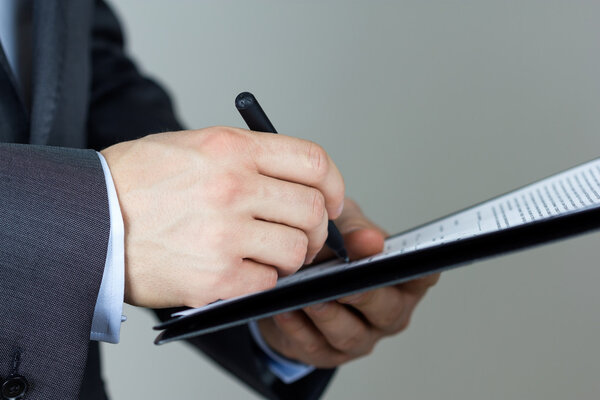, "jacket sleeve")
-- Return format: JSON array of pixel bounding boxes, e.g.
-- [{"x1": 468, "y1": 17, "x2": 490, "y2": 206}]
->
[
  {"x1": 87, "y1": 1, "x2": 183, "y2": 150},
  {"x1": 0, "y1": 144, "x2": 110, "y2": 399},
  {"x1": 87, "y1": 1, "x2": 336, "y2": 398}
]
